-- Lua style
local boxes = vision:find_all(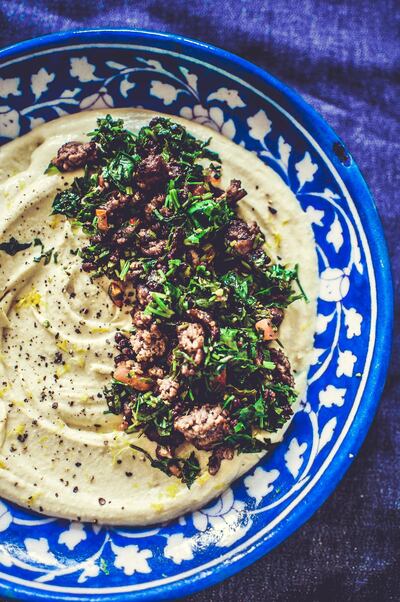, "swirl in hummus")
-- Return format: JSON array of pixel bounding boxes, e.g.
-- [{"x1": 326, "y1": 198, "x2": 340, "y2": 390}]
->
[{"x1": 0, "y1": 110, "x2": 318, "y2": 524}]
